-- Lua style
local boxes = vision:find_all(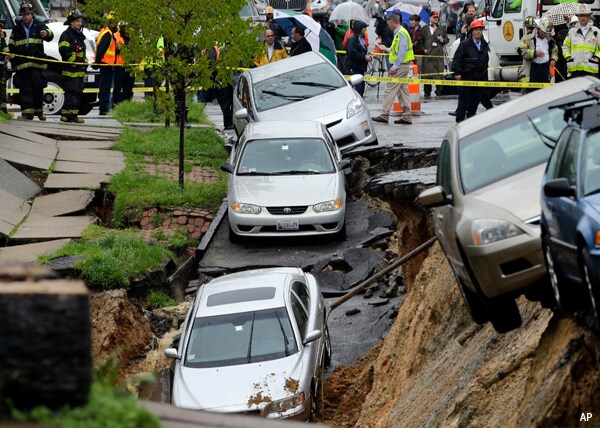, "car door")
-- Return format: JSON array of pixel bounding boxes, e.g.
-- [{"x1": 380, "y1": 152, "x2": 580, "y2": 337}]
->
[
  {"x1": 431, "y1": 139, "x2": 471, "y2": 285},
  {"x1": 486, "y1": 0, "x2": 524, "y2": 59},
  {"x1": 291, "y1": 279, "x2": 321, "y2": 383},
  {"x1": 549, "y1": 129, "x2": 582, "y2": 278}
]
